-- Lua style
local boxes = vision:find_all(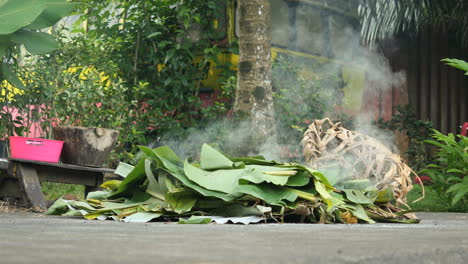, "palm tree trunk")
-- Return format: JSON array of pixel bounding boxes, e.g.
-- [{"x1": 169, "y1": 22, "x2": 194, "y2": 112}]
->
[{"x1": 234, "y1": 0, "x2": 276, "y2": 154}]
